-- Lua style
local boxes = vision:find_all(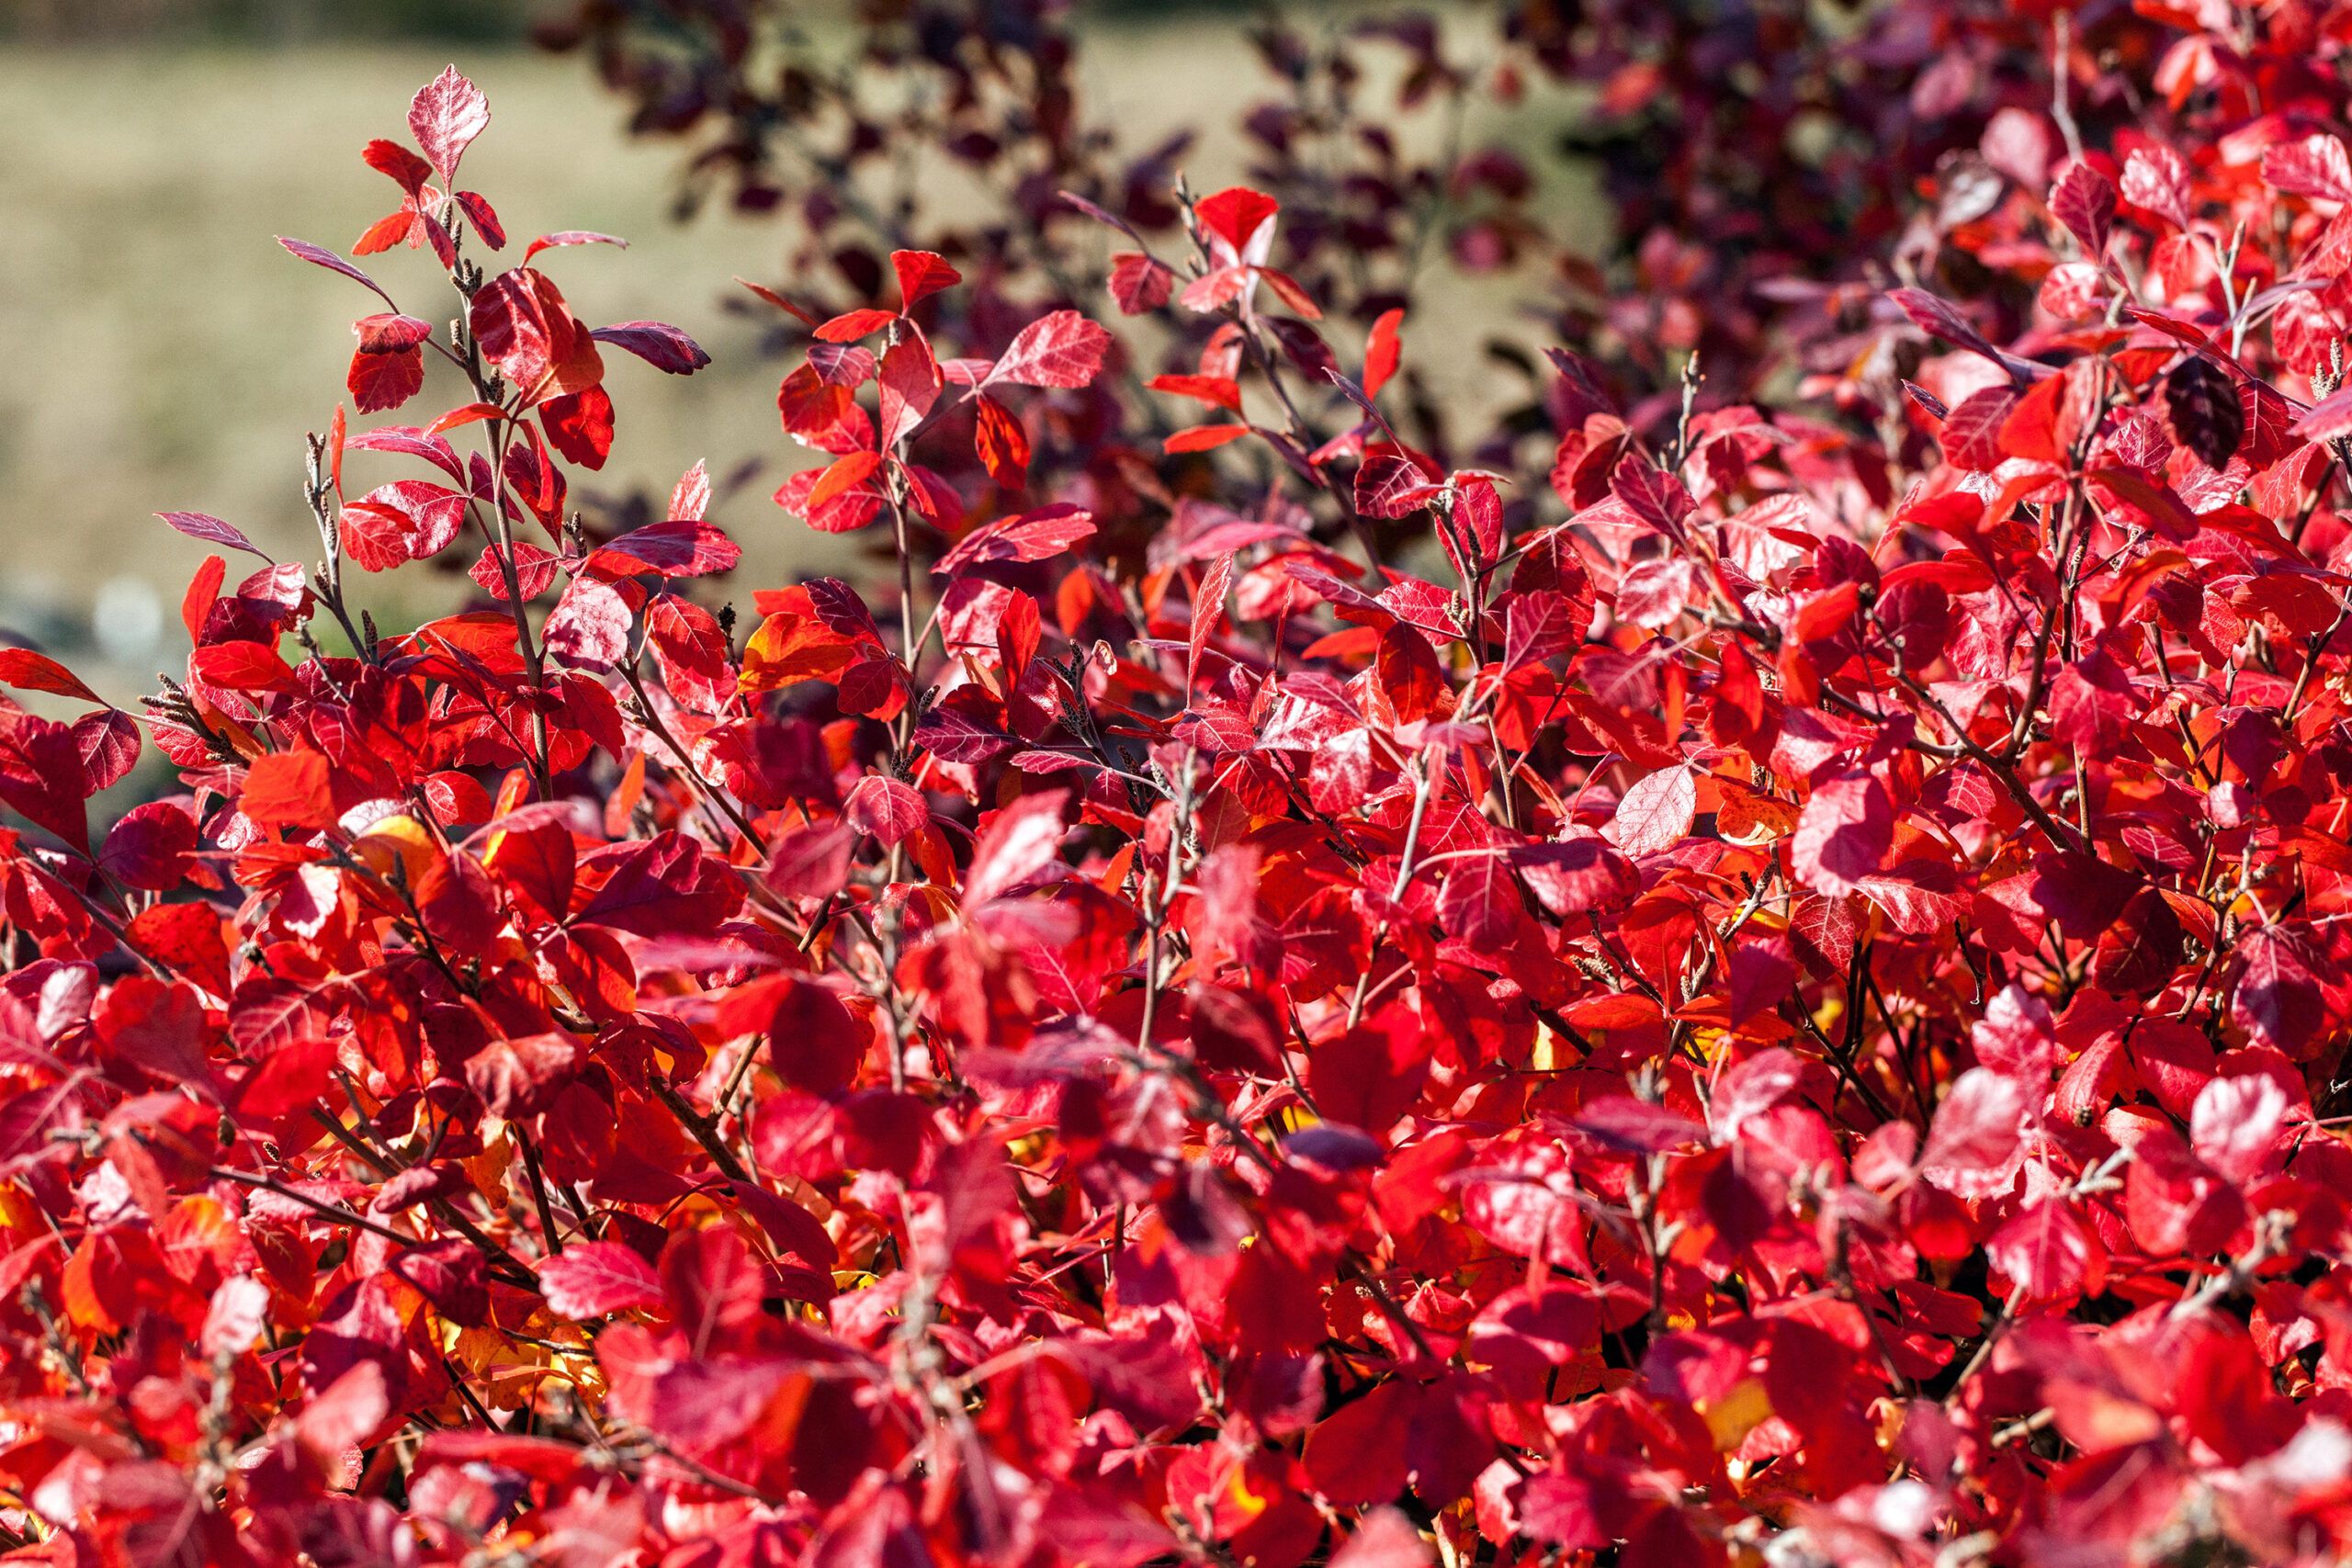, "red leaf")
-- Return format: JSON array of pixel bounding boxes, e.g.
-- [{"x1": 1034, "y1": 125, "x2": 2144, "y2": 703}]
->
[
  {"x1": 156, "y1": 511, "x2": 270, "y2": 559},
  {"x1": 1258, "y1": 266, "x2": 1323, "y2": 320},
  {"x1": 363, "y1": 138, "x2": 431, "y2": 196},
  {"x1": 814, "y1": 307, "x2": 899, "y2": 344},
  {"x1": 469, "y1": 267, "x2": 605, "y2": 401},
  {"x1": 575, "y1": 833, "x2": 737, "y2": 936},
  {"x1": 277, "y1": 236, "x2": 397, "y2": 310},
  {"x1": 670, "y1": 460, "x2": 711, "y2": 522},
  {"x1": 1514, "y1": 834, "x2": 1636, "y2": 917},
  {"x1": 2122, "y1": 143, "x2": 2192, "y2": 228},
  {"x1": 541, "y1": 384, "x2": 616, "y2": 469},
  {"x1": 1147, "y1": 373, "x2": 1243, "y2": 413},
  {"x1": 0, "y1": 712, "x2": 88, "y2": 849},
  {"x1": 353, "y1": 205, "x2": 420, "y2": 257},
  {"x1": 341, "y1": 479, "x2": 468, "y2": 572},
  {"x1": 465, "y1": 1032, "x2": 581, "y2": 1119},
  {"x1": 1887, "y1": 286, "x2": 2009, "y2": 369},
  {"x1": 1188, "y1": 553, "x2": 1234, "y2": 690},
  {"x1": 2264, "y1": 133, "x2": 2352, "y2": 204},
  {"x1": 2190, "y1": 1073, "x2": 2290, "y2": 1188},
  {"x1": 891, "y1": 249, "x2": 962, "y2": 310},
  {"x1": 1611, "y1": 766, "x2": 1696, "y2": 857},
  {"x1": 1108, "y1": 251, "x2": 1176, "y2": 314},
  {"x1": 127, "y1": 902, "x2": 231, "y2": 1000},
  {"x1": 1363, "y1": 308, "x2": 1405, "y2": 400},
  {"x1": 1303, "y1": 1380, "x2": 1413, "y2": 1504},
  {"x1": 2048, "y1": 161, "x2": 2115, "y2": 256},
  {"x1": 1165, "y1": 423, "x2": 1251, "y2": 454},
  {"x1": 542, "y1": 578, "x2": 635, "y2": 672},
  {"x1": 987, "y1": 310, "x2": 1113, "y2": 389},
  {"x1": 74, "y1": 709, "x2": 140, "y2": 795},
  {"x1": 347, "y1": 344, "x2": 424, "y2": 413},
  {"x1": 972, "y1": 393, "x2": 1031, "y2": 488},
  {"x1": 0, "y1": 648, "x2": 101, "y2": 705},
  {"x1": 2232, "y1": 924, "x2": 2325, "y2": 1054},
  {"x1": 844, "y1": 775, "x2": 928, "y2": 847},
  {"x1": 779, "y1": 364, "x2": 868, "y2": 455},
  {"x1": 1439, "y1": 855, "x2": 1523, "y2": 949},
  {"x1": 808, "y1": 450, "x2": 887, "y2": 514},
  {"x1": 1791, "y1": 772, "x2": 1894, "y2": 897},
  {"x1": 591, "y1": 321, "x2": 710, "y2": 375},
  {"x1": 522, "y1": 231, "x2": 628, "y2": 265},
  {"x1": 584, "y1": 520, "x2": 741, "y2": 579},
  {"x1": 765, "y1": 821, "x2": 857, "y2": 900},
  {"x1": 1502, "y1": 591, "x2": 1580, "y2": 671},
  {"x1": 240, "y1": 750, "x2": 334, "y2": 830},
  {"x1": 101, "y1": 802, "x2": 198, "y2": 890},
  {"x1": 409, "y1": 65, "x2": 491, "y2": 178},
  {"x1": 1986, "y1": 1201, "x2": 2101, "y2": 1306},
  {"x1": 1939, "y1": 386, "x2": 2018, "y2": 472},
  {"x1": 965, "y1": 791, "x2": 1069, "y2": 907},
  {"x1": 353, "y1": 312, "x2": 432, "y2": 354},
  {"x1": 718, "y1": 975, "x2": 867, "y2": 1095},
  {"x1": 457, "y1": 189, "x2": 504, "y2": 247},
  {"x1": 538, "y1": 1241, "x2": 664, "y2": 1318},
  {"x1": 735, "y1": 274, "x2": 817, "y2": 326},
  {"x1": 189, "y1": 639, "x2": 298, "y2": 694},
  {"x1": 878, "y1": 334, "x2": 942, "y2": 449},
  {"x1": 643, "y1": 597, "x2": 729, "y2": 713},
  {"x1": 1917, "y1": 1067, "x2": 2026, "y2": 1199},
  {"x1": 425, "y1": 402, "x2": 505, "y2": 435},
  {"x1": 471, "y1": 542, "x2": 559, "y2": 602},
  {"x1": 2292, "y1": 384, "x2": 2352, "y2": 444},
  {"x1": 1608, "y1": 456, "x2": 1695, "y2": 538},
  {"x1": 915, "y1": 705, "x2": 1017, "y2": 763},
  {"x1": 934, "y1": 503, "x2": 1096, "y2": 576},
  {"x1": 200, "y1": 1276, "x2": 270, "y2": 1359},
  {"x1": 1356, "y1": 451, "x2": 1442, "y2": 519},
  {"x1": 1194, "y1": 186, "x2": 1280, "y2": 254}
]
